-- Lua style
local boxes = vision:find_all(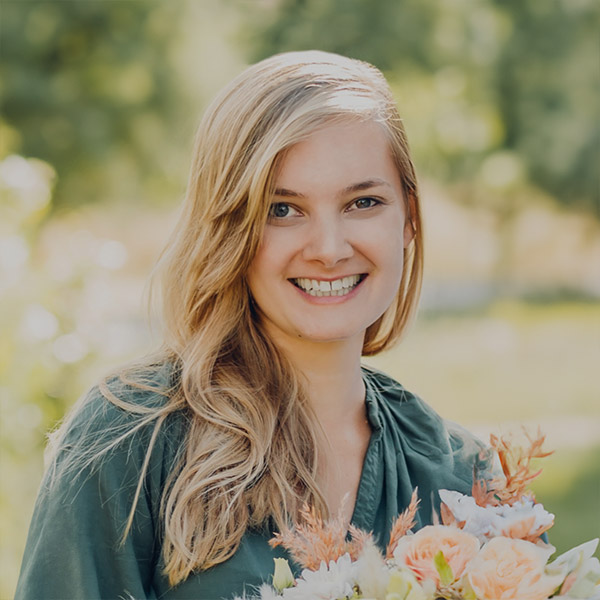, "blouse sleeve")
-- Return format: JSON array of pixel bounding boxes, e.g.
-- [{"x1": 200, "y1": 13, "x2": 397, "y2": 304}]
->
[{"x1": 15, "y1": 382, "x2": 181, "y2": 600}]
